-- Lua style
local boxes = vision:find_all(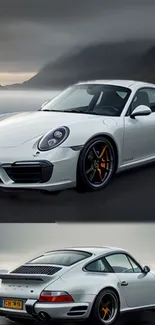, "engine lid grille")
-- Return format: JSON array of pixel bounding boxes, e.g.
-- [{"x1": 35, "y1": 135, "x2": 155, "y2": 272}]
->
[{"x1": 11, "y1": 265, "x2": 62, "y2": 275}]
